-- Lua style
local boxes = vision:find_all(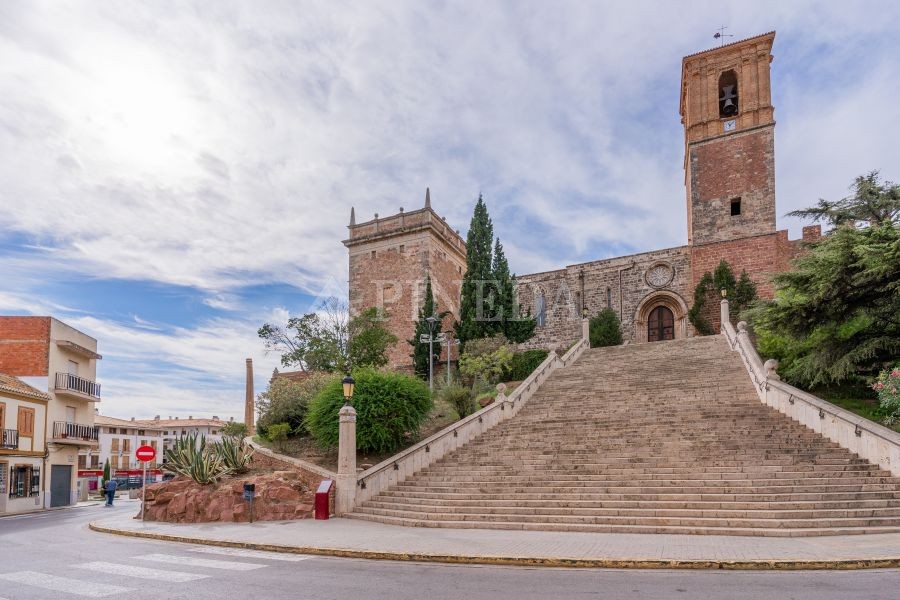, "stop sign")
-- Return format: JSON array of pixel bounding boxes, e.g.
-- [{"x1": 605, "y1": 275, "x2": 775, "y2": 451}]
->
[{"x1": 135, "y1": 445, "x2": 156, "y2": 463}]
